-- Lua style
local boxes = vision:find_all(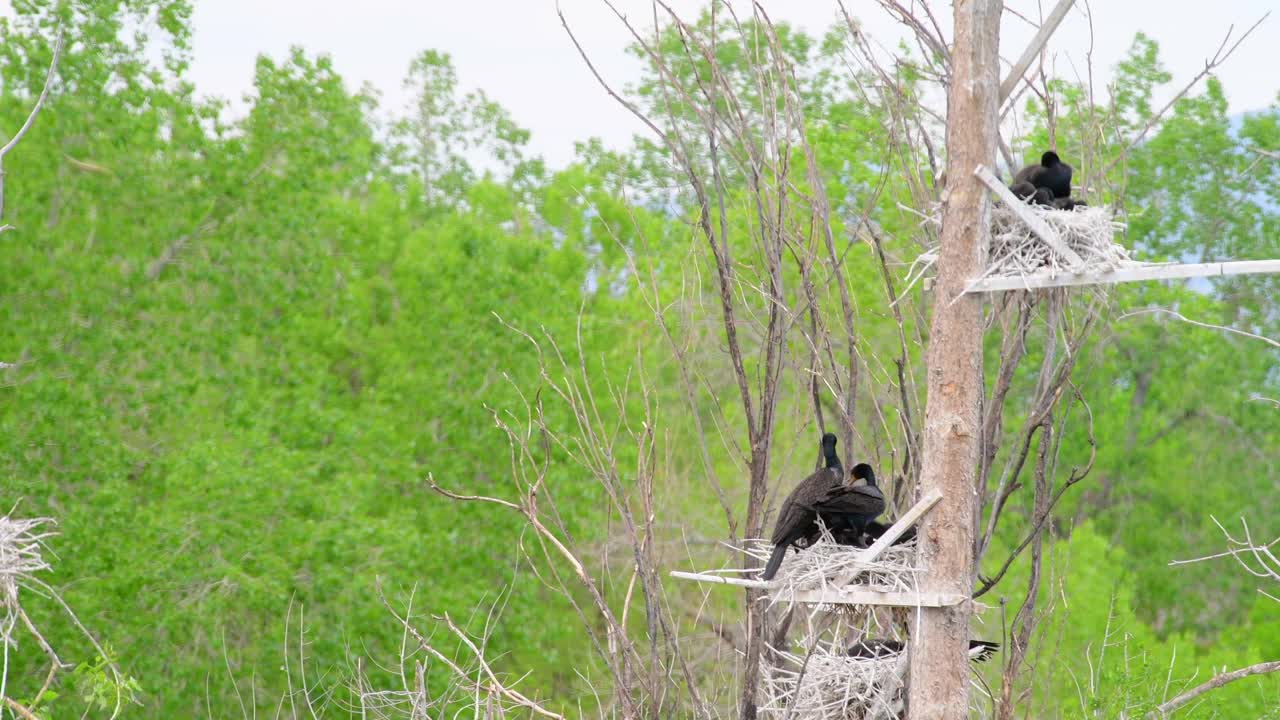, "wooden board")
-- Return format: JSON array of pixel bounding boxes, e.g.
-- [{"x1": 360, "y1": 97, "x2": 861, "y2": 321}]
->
[
  {"x1": 784, "y1": 588, "x2": 969, "y2": 608},
  {"x1": 965, "y1": 259, "x2": 1280, "y2": 293}
]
